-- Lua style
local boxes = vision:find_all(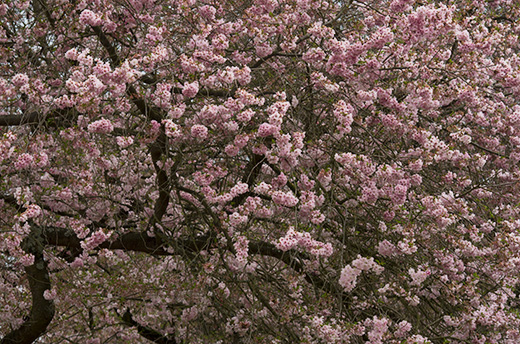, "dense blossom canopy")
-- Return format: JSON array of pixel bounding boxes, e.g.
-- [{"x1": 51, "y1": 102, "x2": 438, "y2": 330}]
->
[{"x1": 2, "y1": 0, "x2": 520, "y2": 343}]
